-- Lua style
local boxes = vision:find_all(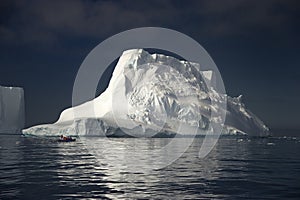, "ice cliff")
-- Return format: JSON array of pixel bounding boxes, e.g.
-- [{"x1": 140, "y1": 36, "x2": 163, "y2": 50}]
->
[
  {"x1": 0, "y1": 86, "x2": 25, "y2": 134},
  {"x1": 23, "y1": 49, "x2": 269, "y2": 137}
]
